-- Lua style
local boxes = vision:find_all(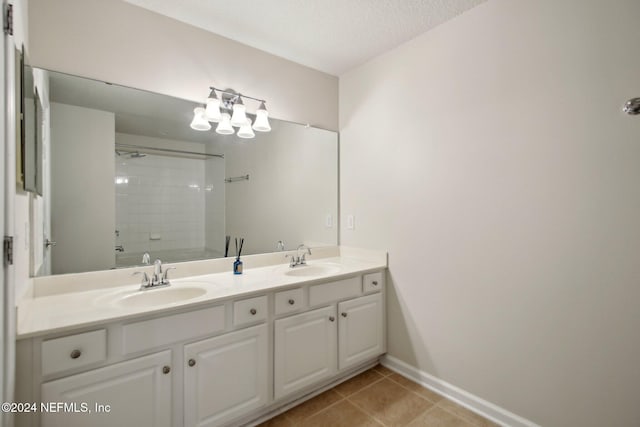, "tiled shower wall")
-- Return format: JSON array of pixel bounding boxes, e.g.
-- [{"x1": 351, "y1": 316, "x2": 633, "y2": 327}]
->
[{"x1": 115, "y1": 153, "x2": 208, "y2": 256}]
